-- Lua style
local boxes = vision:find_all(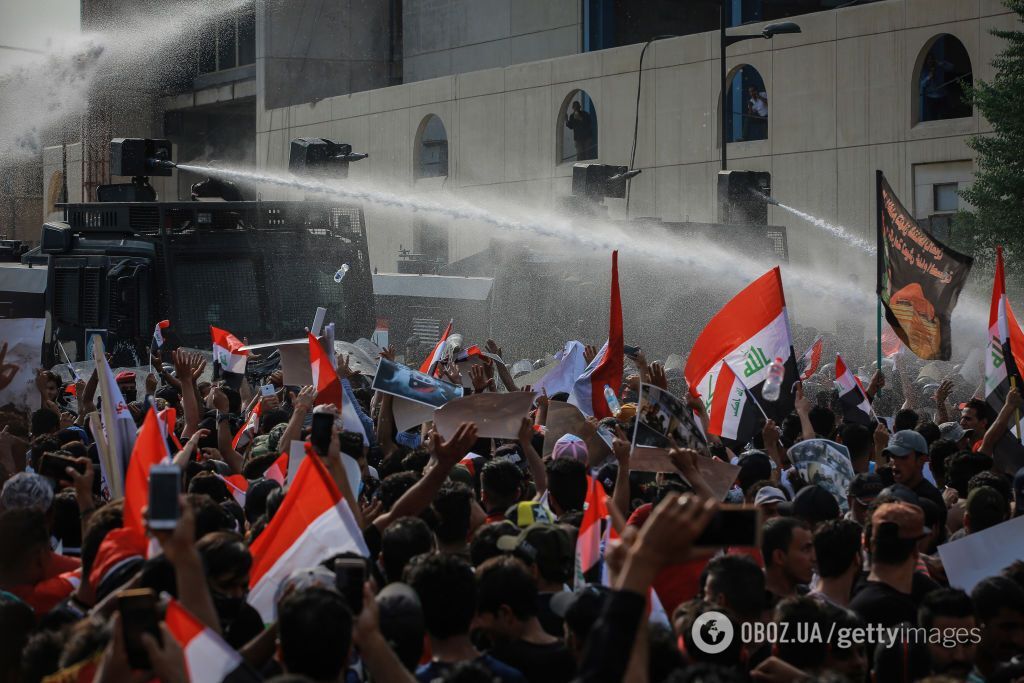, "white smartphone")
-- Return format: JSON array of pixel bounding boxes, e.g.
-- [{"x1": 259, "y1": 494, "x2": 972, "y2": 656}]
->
[{"x1": 147, "y1": 465, "x2": 181, "y2": 530}]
